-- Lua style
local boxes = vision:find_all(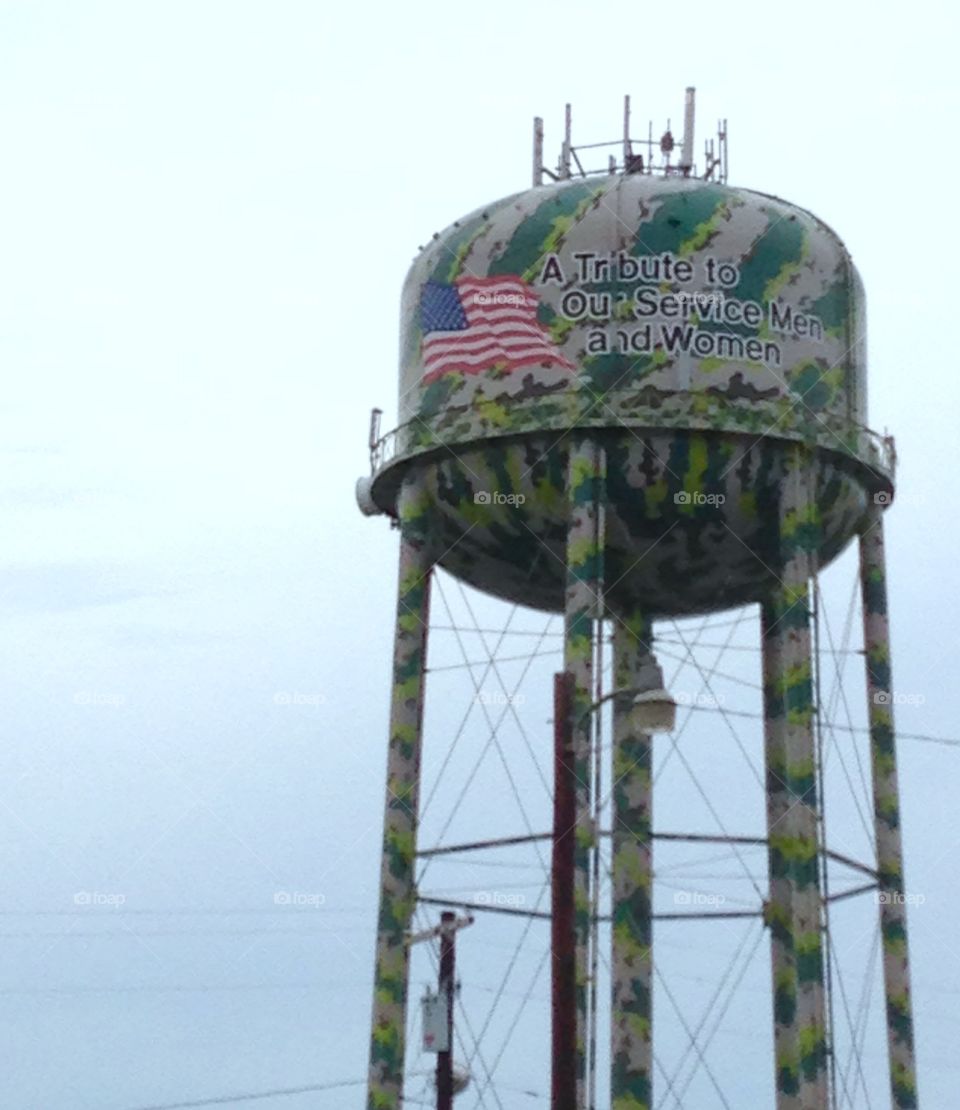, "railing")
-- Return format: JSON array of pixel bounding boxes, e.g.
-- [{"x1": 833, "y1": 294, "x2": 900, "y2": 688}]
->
[{"x1": 367, "y1": 403, "x2": 896, "y2": 483}]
